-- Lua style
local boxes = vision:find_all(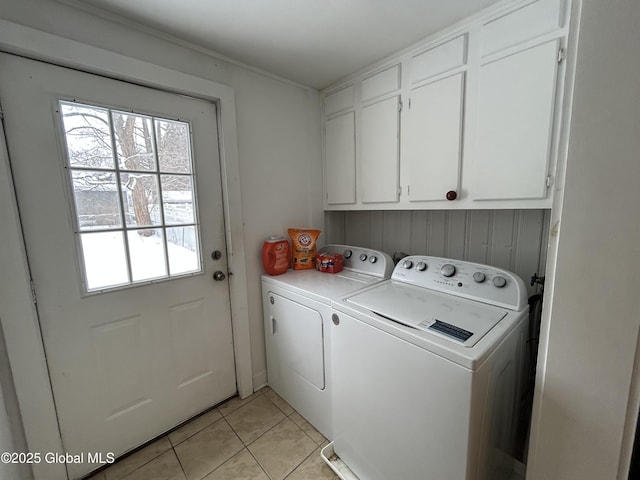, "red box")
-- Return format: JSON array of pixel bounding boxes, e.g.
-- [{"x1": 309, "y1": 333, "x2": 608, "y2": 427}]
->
[{"x1": 316, "y1": 253, "x2": 343, "y2": 273}]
